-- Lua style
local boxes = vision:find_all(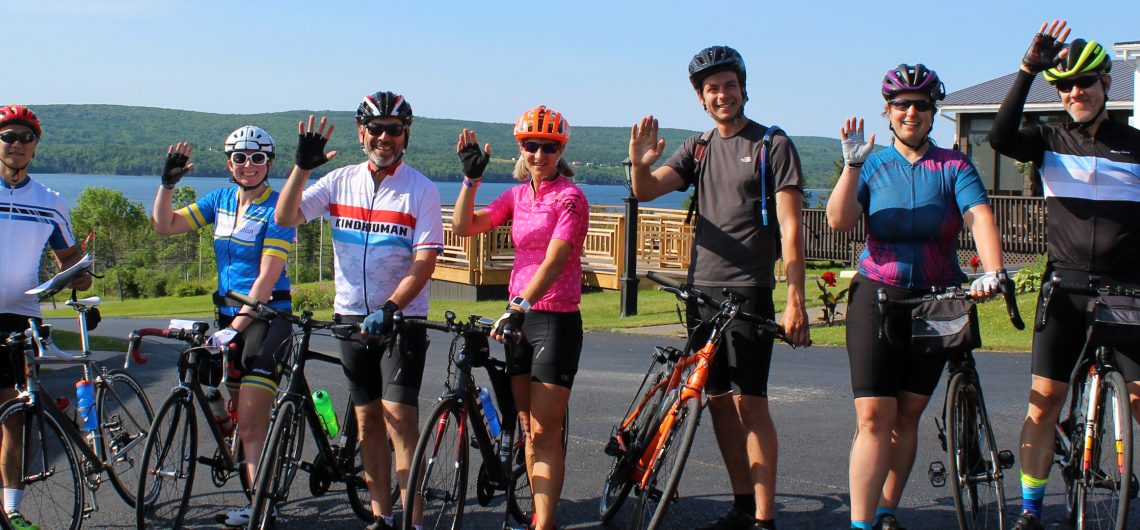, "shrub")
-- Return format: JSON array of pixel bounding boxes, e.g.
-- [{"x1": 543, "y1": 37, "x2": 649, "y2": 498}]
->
[
  {"x1": 292, "y1": 281, "x2": 335, "y2": 312},
  {"x1": 172, "y1": 280, "x2": 213, "y2": 297},
  {"x1": 1014, "y1": 253, "x2": 1048, "y2": 293},
  {"x1": 137, "y1": 274, "x2": 169, "y2": 298}
]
